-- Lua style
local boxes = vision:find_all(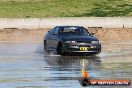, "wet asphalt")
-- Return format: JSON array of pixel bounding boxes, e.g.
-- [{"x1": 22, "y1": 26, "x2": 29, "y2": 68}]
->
[{"x1": 0, "y1": 42, "x2": 132, "y2": 88}]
